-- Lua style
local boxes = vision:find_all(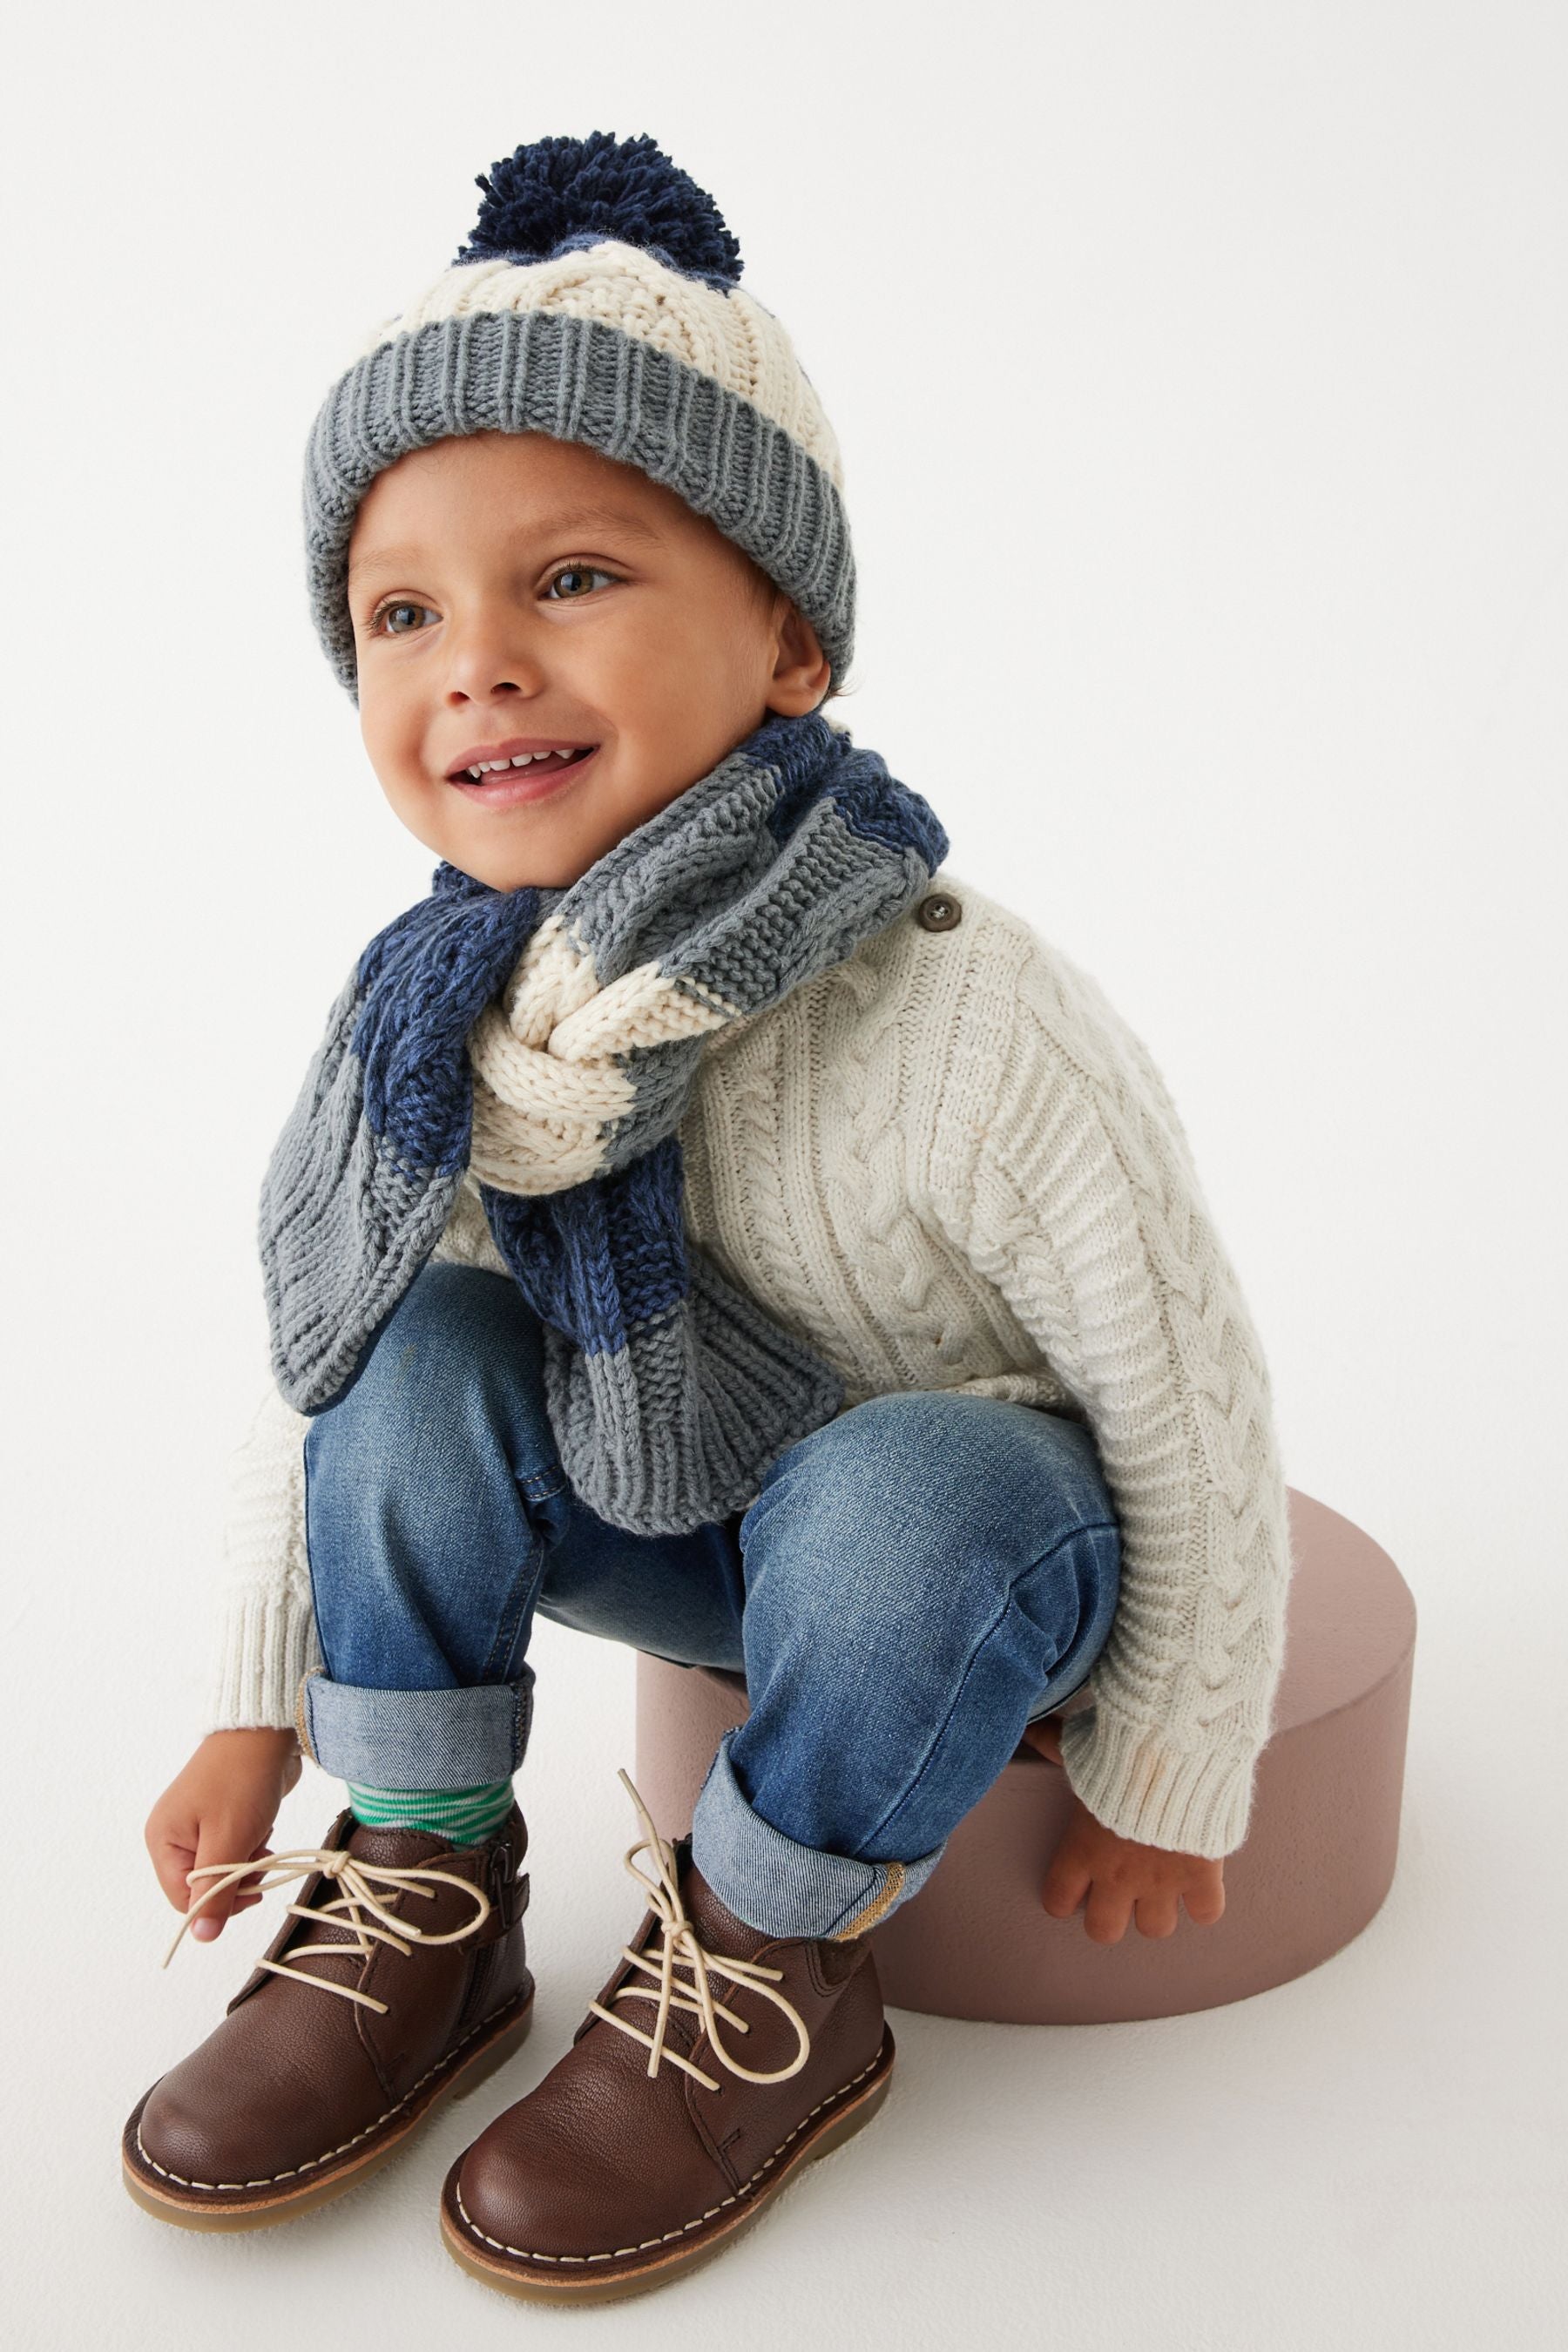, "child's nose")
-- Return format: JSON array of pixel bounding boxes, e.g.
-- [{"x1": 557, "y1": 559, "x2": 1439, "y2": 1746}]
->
[{"x1": 442, "y1": 612, "x2": 549, "y2": 703}]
